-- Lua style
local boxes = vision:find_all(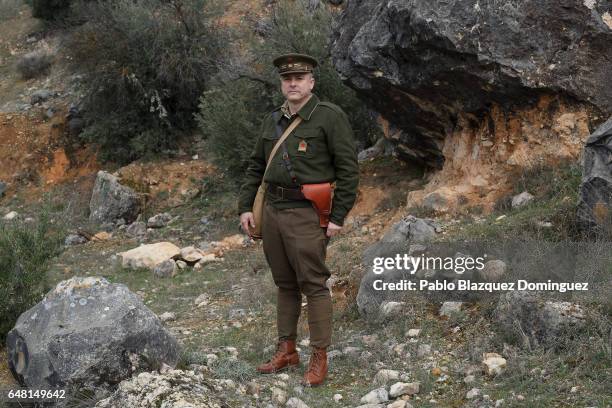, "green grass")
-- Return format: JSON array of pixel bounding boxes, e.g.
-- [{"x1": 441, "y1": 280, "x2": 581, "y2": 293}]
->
[{"x1": 447, "y1": 162, "x2": 584, "y2": 241}]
